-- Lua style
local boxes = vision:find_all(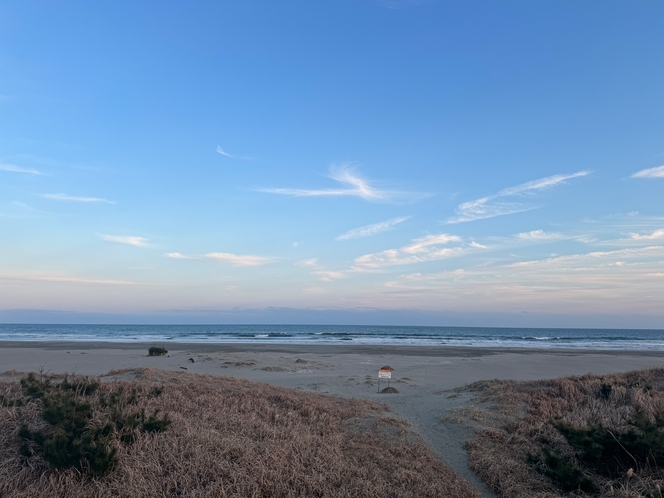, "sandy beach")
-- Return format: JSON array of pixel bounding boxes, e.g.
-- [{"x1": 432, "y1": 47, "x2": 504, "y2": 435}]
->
[{"x1": 1, "y1": 342, "x2": 663, "y2": 495}]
